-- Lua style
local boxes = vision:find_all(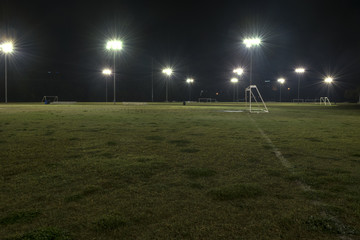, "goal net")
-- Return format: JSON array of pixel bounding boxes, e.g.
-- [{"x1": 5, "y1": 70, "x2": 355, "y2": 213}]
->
[
  {"x1": 198, "y1": 98, "x2": 216, "y2": 102},
  {"x1": 320, "y1": 97, "x2": 331, "y2": 106},
  {"x1": 42, "y1": 96, "x2": 58, "y2": 104}
]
